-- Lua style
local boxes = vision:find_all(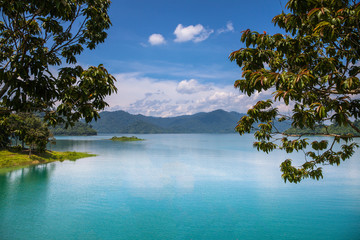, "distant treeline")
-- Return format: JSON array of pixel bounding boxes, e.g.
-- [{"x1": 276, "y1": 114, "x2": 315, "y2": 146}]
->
[
  {"x1": 49, "y1": 110, "x2": 360, "y2": 136},
  {"x1": 90, "y1": 109, "x2": 292, "y2": 134},
  {"x1": 284, "y1": 120, "x2": 360, "y2": 136},
  {"x1": 51, "y1": 122, "x2": 97, "y2": 136}
]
